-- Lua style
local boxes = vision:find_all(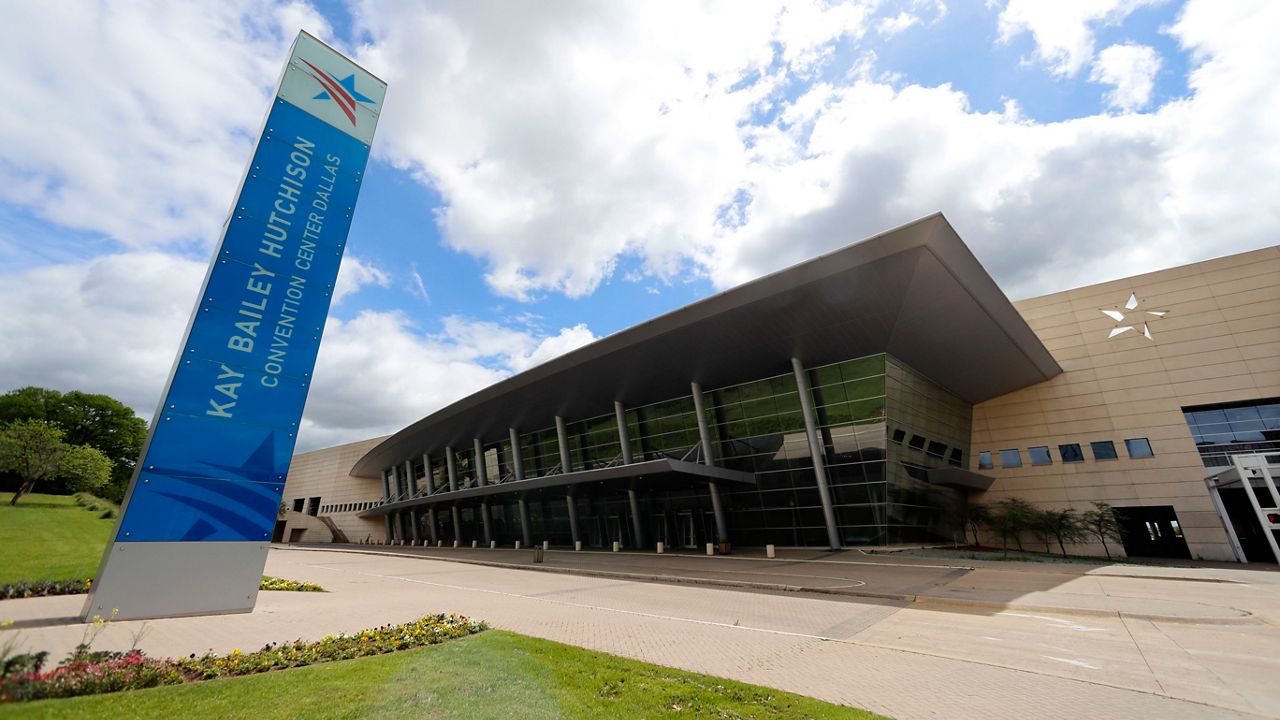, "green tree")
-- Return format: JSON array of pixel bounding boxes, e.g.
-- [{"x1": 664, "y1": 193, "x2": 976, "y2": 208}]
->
[
  {"x1": 988, "y1": 497, "x2": 1036, "y2": 556},
  {"x1": 962, "y1": 503, "x2": 990, "y2": 547},
  {"x1": 0, "y1": 387, "x2": 146, "y2": 502},
  {"x1": 1081, "y1": 501, "x2": 1124, "y2": 560},
  {"x1": 1040, "y1": 508, "x2": 1087, "y2": 558},
  {"x1": 0, "y1": 419, "x2": 114, "y2": 505},
  {"x1": 58, "y1": 444, "x2": 112, "y2": 494}
]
